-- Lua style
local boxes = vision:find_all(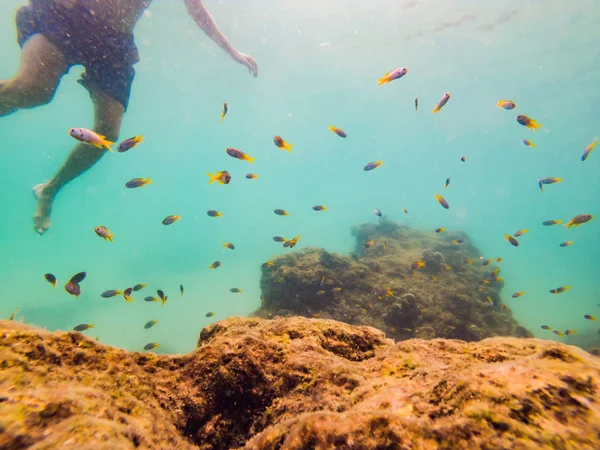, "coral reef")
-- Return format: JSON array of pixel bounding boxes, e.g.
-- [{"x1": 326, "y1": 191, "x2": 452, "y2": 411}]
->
[
  {"x1": 257, "y1": 220, "x2": 530, "y2": 341},
  {"x1": 2, "y1": 318, "x2": 600, "y2": 449}
]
